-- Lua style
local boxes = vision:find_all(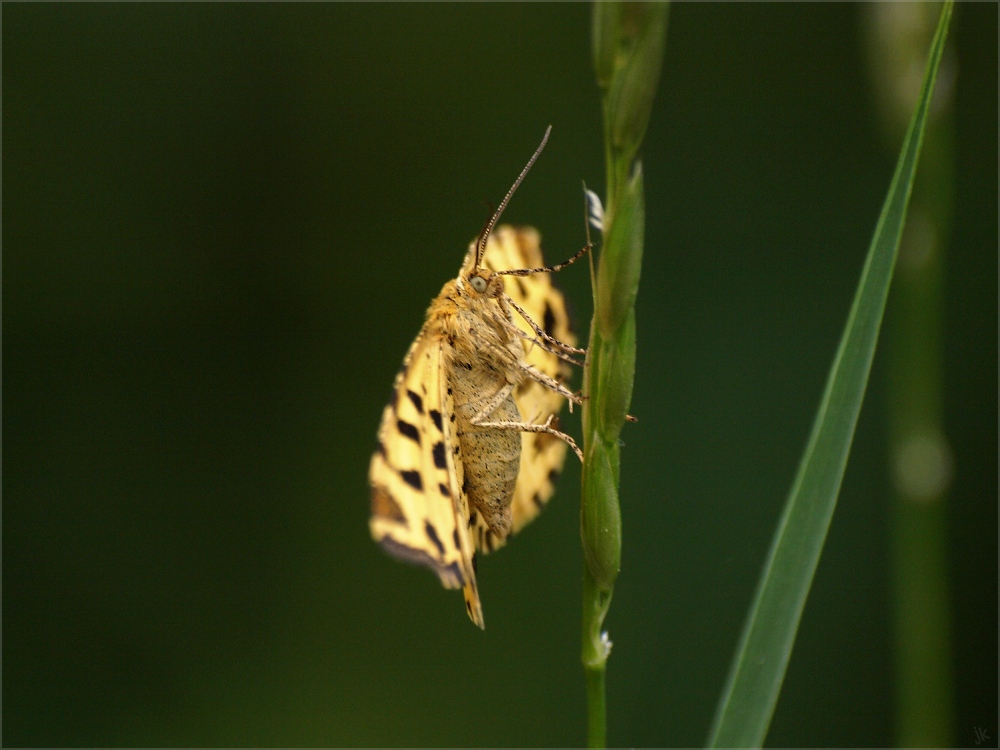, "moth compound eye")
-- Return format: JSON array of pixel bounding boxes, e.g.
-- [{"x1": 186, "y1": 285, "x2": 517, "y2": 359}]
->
[{"x1": 470, "y1": 275, "x2": 488, "y2": 293}]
